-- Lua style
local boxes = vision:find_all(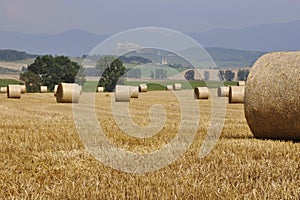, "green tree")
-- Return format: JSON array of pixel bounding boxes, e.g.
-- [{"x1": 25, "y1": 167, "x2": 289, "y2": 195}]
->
[
  {"x1": 97, "y1": 56, "x2": 126, "y2": 92},
  {"x1": 237, "y1": 69, "x2": 250, "y2": 81},
  {"x1": 20, "y1": 55, "x2": 85, "y2": 92},
  {"x1": 218, "y1": 70, "x2": 225, "y2": 81},
  {"x1": 224, "y1": 70, "x2": 235, "y2": 81},
  {"x1": 184, "y1": 70, "x2": 195, "y2": 80},
  {"x1": 19, "y1": 71, "x2": 42, "y2": 92},
  {"x1": 150, "y1": 71, "x2": 154, "y2": 79},
  {"x1": 204, "y1": 70, "x2": 210, "y2": 81},
  {"x1": 155, "y1": 68, "x2": 167, "y2": 80}
]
